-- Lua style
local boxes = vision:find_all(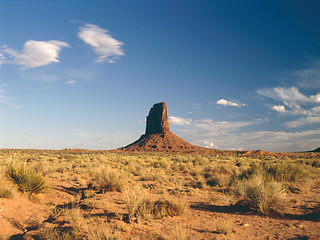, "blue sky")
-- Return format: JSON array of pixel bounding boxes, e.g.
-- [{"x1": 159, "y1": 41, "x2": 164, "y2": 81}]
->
[{"x1": 1, "y1": 0, "x2": 320, "y2": 152}]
